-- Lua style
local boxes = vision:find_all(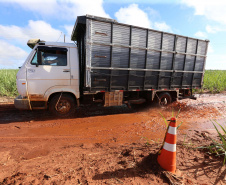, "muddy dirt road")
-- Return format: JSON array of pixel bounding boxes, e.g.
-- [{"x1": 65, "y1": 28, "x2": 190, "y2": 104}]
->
[{"x1": 0, "y1": 93, "x2": 226, "y2": 184}]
